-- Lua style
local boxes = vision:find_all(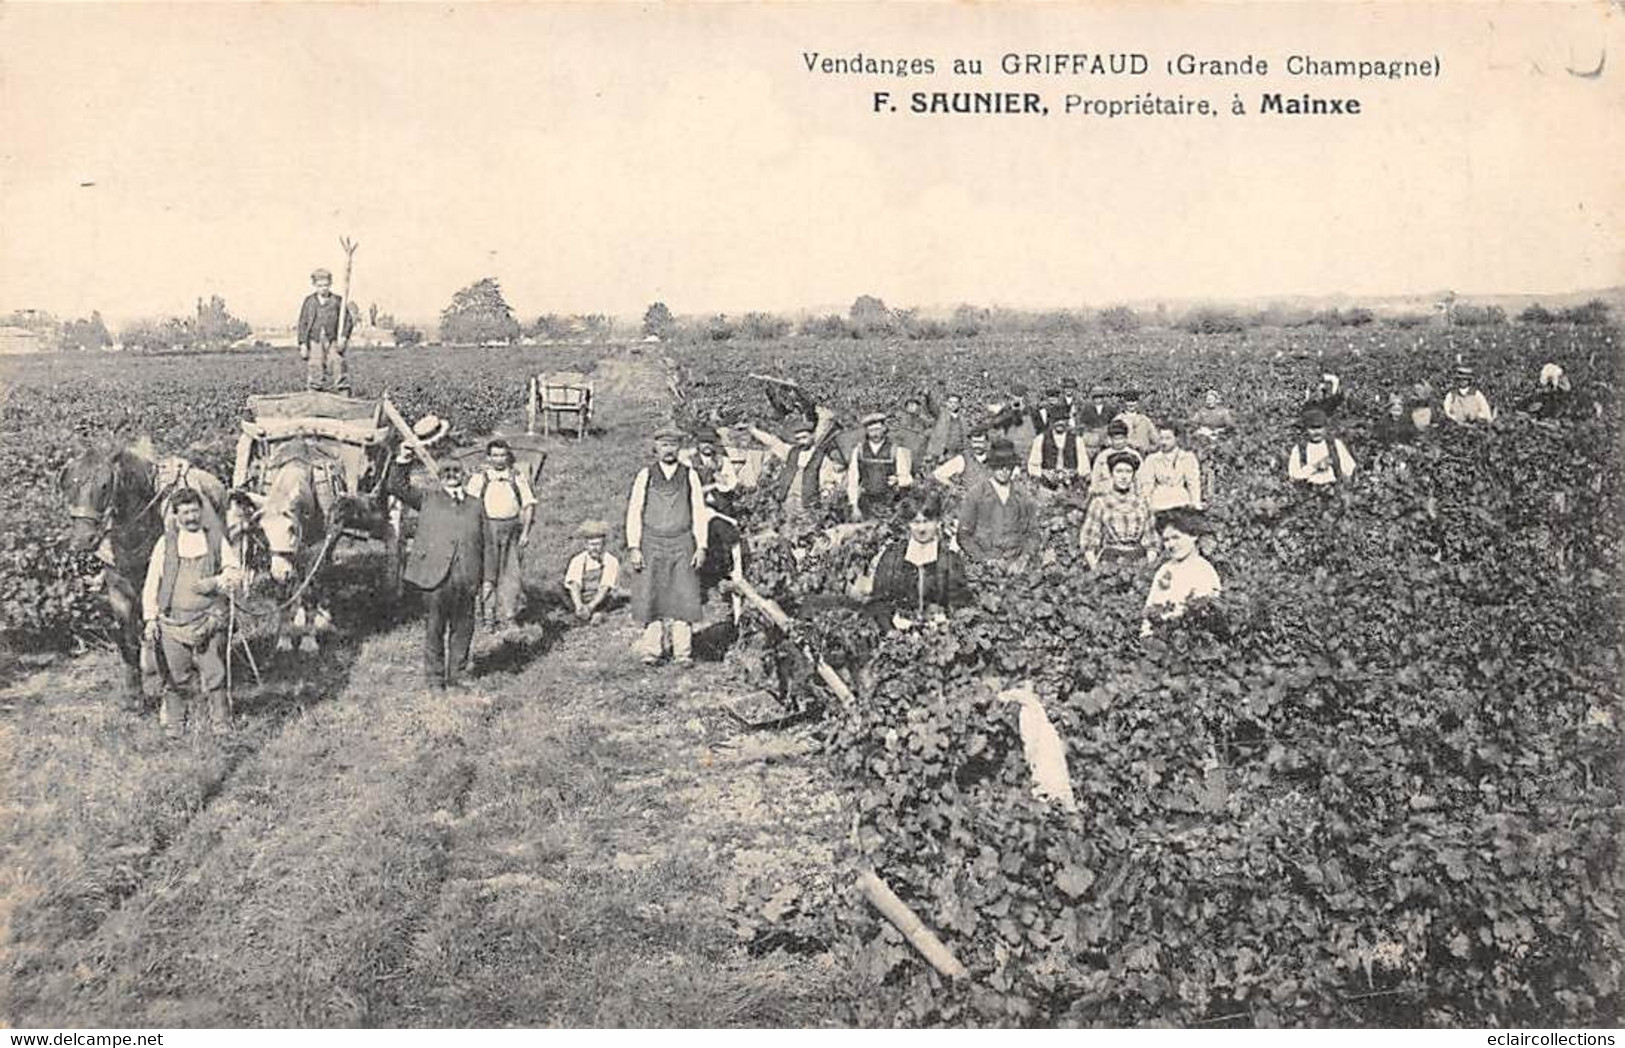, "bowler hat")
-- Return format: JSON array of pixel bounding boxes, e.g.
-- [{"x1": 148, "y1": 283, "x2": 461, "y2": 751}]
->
[{"x1": 986, "y1": 439, "x2": 1020, "y2": 468}]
